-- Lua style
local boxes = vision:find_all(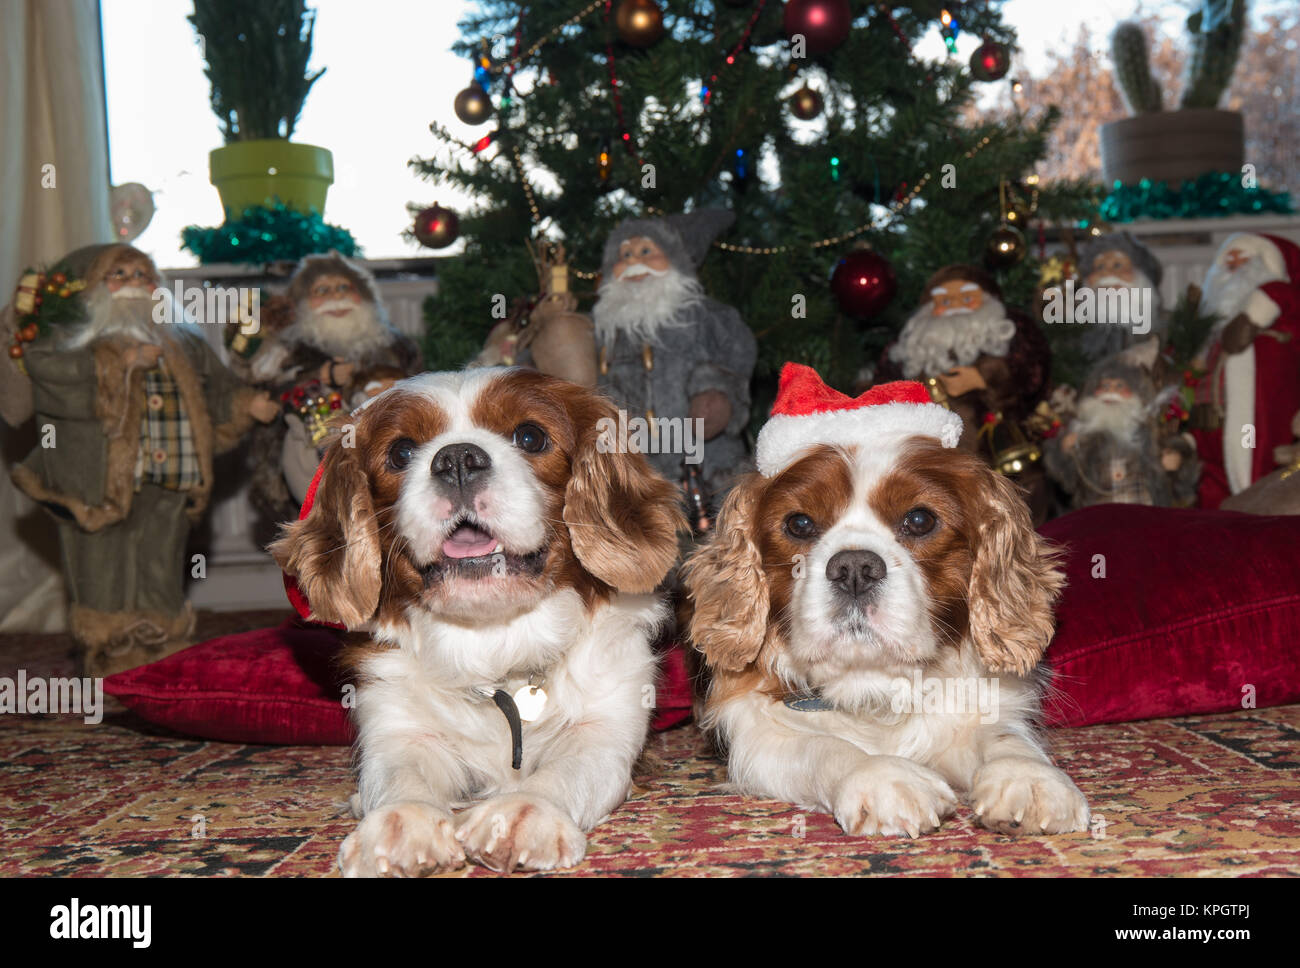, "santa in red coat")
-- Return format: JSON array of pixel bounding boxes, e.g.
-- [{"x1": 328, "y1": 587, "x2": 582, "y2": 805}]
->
[{"x1": 1192, "y1": 232, "x2": 1300, "y2": 508}]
